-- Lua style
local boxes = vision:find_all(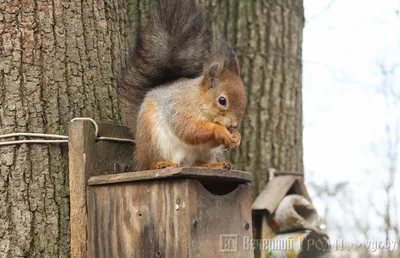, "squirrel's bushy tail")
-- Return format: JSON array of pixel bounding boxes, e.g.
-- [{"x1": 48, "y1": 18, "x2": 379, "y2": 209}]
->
[{"x1": 118, "y1": 0, "x2": 209, "y2": 134}]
